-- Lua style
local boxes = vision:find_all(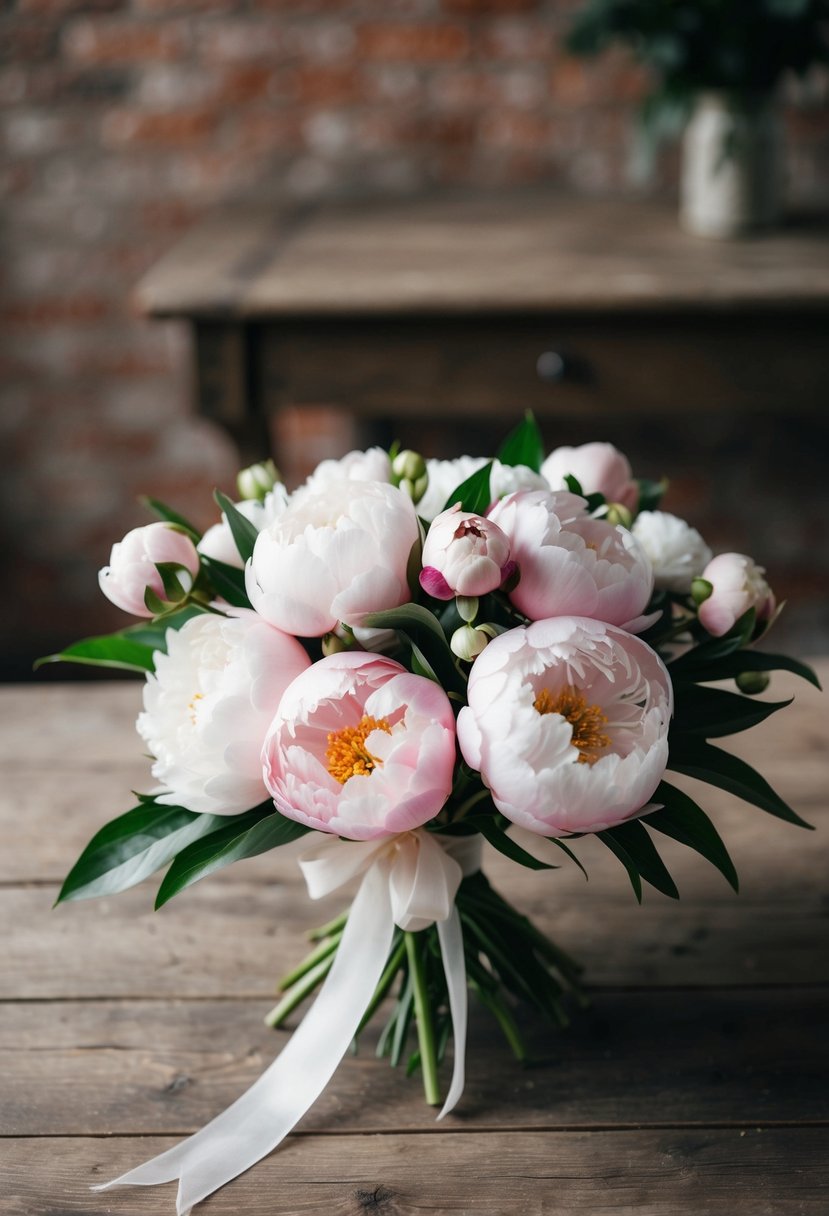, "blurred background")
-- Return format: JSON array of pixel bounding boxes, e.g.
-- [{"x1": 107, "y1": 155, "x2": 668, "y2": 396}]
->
[{"x1": 2, "y1": 0, "x2": 828, "y2": 680}]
